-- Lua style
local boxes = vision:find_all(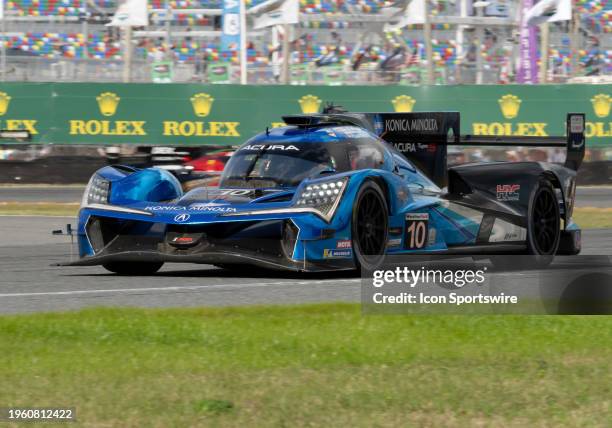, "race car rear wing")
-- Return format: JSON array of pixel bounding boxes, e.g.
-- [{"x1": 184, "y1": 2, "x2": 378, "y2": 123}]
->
[{"x1": 283, "y1": 112, "x2": 585, "y2": 187}]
